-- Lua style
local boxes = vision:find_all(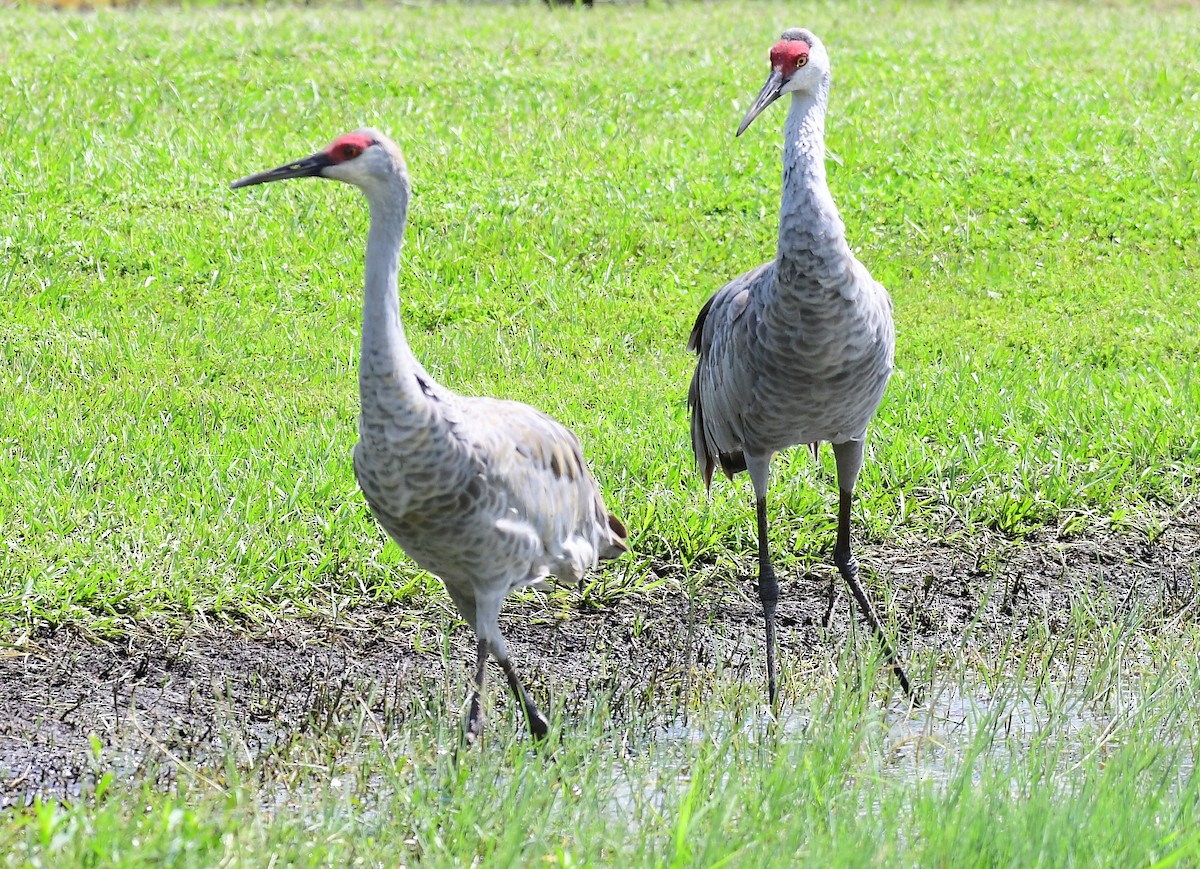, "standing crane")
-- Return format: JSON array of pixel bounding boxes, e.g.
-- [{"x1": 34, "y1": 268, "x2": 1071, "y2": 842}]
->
[
  {"x1": 232, "y1": 129, "x2": 628, "y2": 742},
  {"x1": 687, "y1": 30, "x2": 914, "y2": 704}
]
